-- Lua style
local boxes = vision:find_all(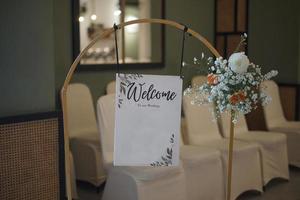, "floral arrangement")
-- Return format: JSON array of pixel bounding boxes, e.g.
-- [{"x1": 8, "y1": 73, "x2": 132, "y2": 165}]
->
[{"x1": 184, "y1": 34, "x2": 278, "y2": 122}]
